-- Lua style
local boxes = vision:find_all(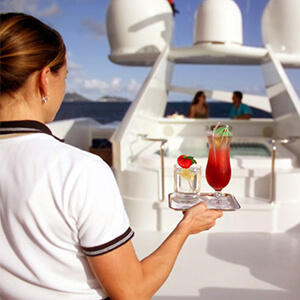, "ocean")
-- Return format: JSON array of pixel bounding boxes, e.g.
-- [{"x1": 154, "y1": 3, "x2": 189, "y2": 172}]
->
[{"x1": 54, "y1": 101, "x2": 272, "y2": 124}]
